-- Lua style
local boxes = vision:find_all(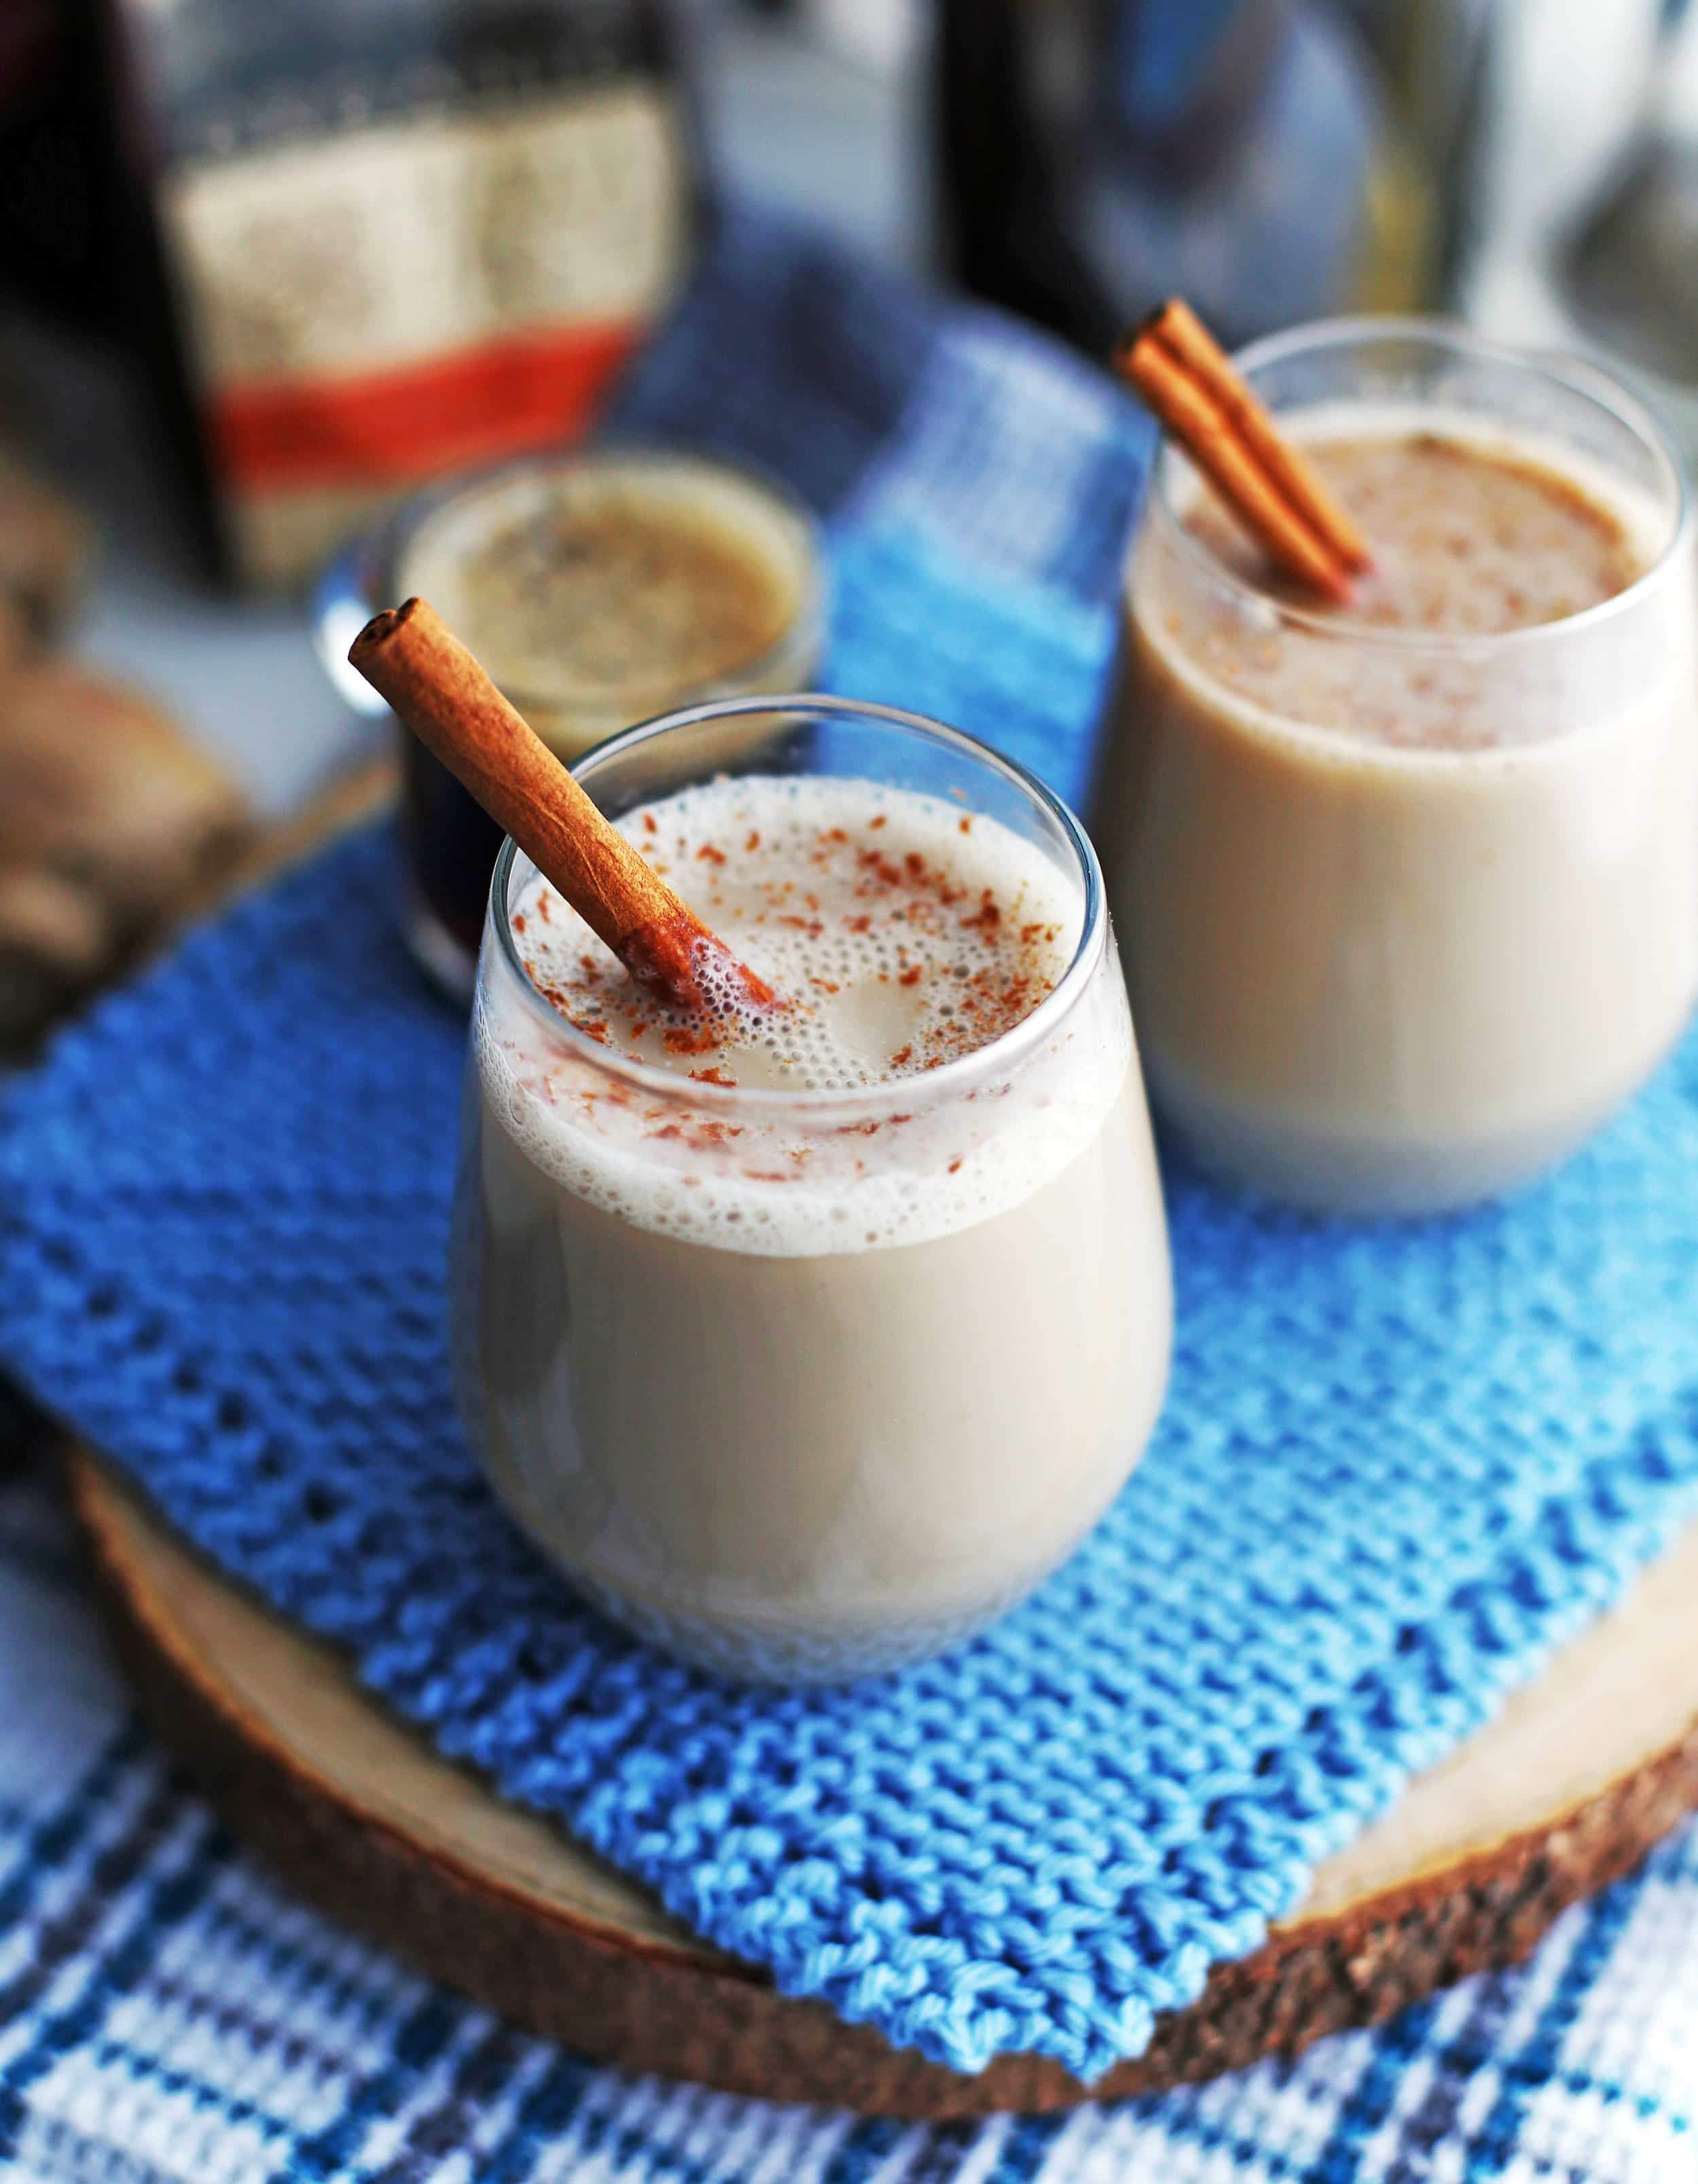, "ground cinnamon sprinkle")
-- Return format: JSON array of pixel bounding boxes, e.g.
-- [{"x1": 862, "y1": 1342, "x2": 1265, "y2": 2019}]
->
[
  {"x1": 836, "y1": 1113, "x2": 914, "y2": 1137},
  {"x1": 510, "y1": 778, "x2": 1078, "y2": 1092}
]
